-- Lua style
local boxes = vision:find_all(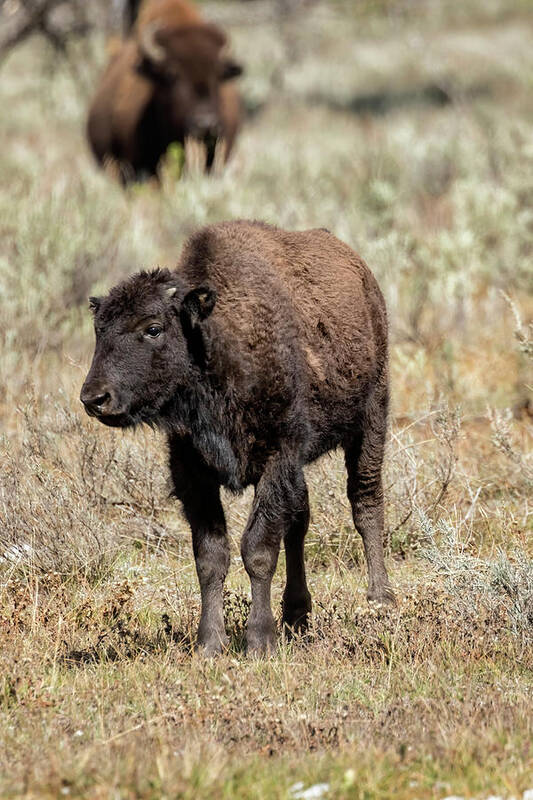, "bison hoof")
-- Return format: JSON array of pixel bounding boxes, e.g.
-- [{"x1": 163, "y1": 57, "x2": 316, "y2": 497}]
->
[
  {"x1": 282, "y1": 595, "x2": 312, "y2": 637},
  {"x1": 196, "y1": 629, "x2": 228, "y2": 656},
  {"x1": 367, "y1": 584, "x2": 397, "y2": 606},
  {"x1": 246, "y1": 622, "x2": 277, "y2": 657}
]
